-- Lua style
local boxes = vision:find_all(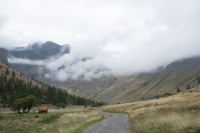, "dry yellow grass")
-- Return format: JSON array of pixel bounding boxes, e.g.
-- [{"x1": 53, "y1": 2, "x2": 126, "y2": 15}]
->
[
  {"x1": 103, "y1": 92, "x2": 200, "y2": 133},
  {"x1": 43, "y1": 110, "x2": 103, "y2": 133}
]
